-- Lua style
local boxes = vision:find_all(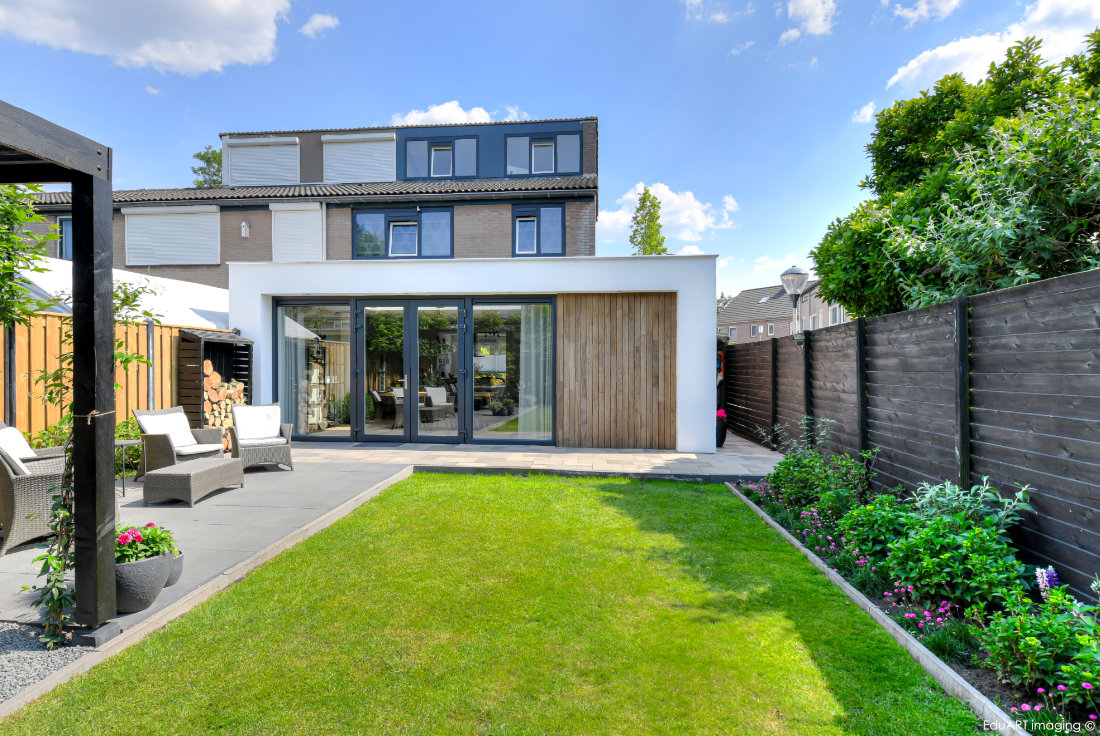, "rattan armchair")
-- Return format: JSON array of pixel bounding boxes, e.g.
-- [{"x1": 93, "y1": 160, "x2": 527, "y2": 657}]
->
[
  {"x1": 0, "y1": 453, "x2": 64, "y2": 556},
  {"x1": 229, "y1": 404, "x2": 294, "y2": 471},
  {"x1": 132, "y1": 407, "x2": 223, "y2": 474},
  {"x1": 0, "y1": 421, "x2": 65, "y2": 467}
]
